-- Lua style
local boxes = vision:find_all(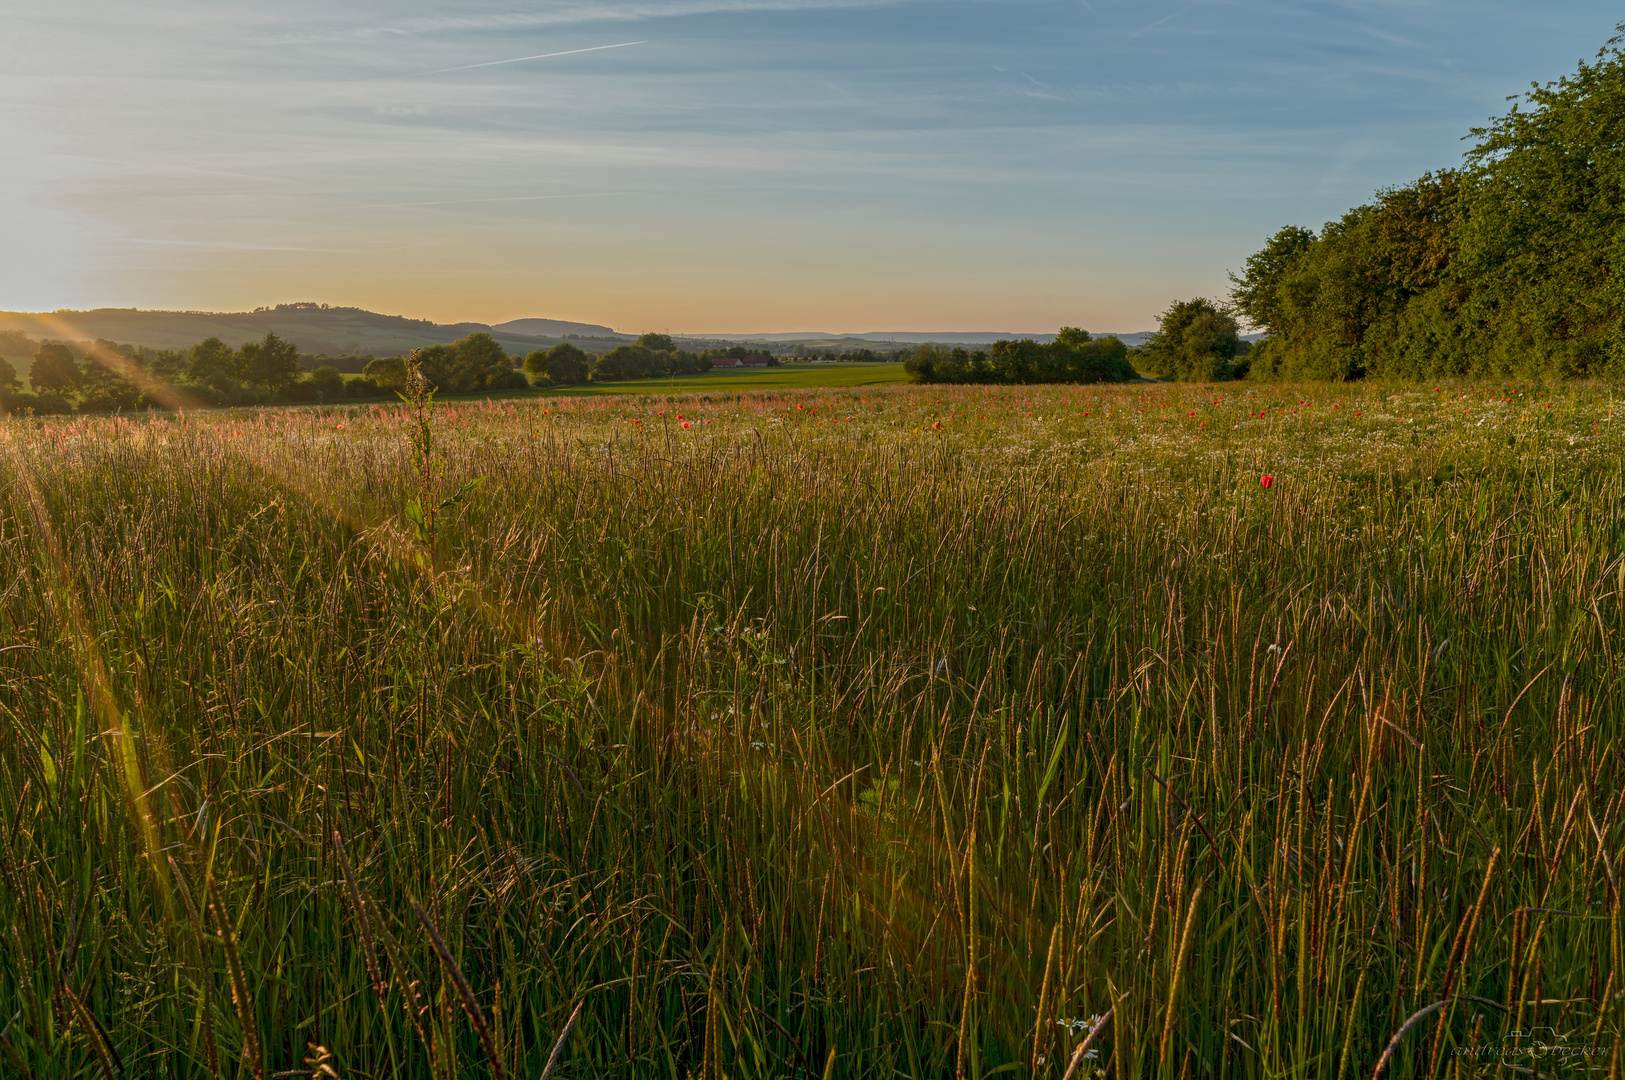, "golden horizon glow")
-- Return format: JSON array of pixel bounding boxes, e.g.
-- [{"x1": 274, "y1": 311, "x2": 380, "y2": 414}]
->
[{"x1": 3, "y1": 3, "x2": 1617, "y2": 336}]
